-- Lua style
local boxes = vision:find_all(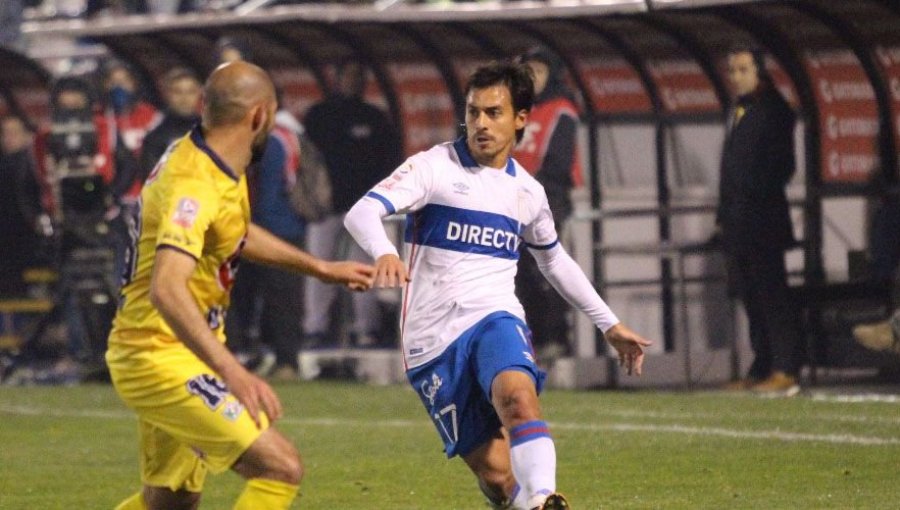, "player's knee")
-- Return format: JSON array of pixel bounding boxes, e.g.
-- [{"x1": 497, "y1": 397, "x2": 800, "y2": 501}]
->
[
  {"x1": 268, "y1": 444, "x2": 304, "y2": 485},
  {"x1": 235, "y1": 430, "x2": 304, "y2": 485},
  {"x1": 282, "y1": 449, "x2": 304, "y2": 485},
  {"x1": 493, "y1": 386, "x2": 540, "y2": 424}
]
